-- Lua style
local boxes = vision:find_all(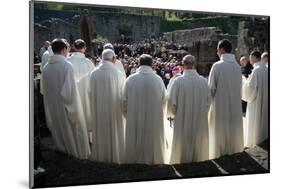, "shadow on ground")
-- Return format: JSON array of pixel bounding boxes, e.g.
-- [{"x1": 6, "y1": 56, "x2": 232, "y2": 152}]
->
[{"x1": 35, "y1": 138, "x2": 268, "y2": 188}]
